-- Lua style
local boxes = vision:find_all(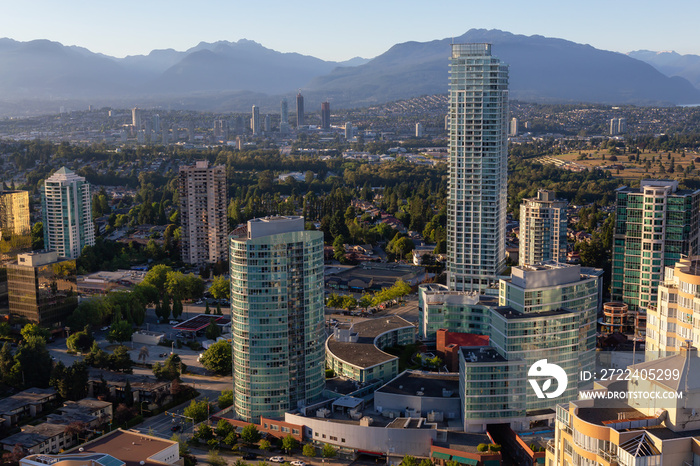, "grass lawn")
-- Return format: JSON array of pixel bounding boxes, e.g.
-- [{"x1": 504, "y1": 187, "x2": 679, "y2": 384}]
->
[{"x1": 534, "y1": 148, "x2": 699, "y2": 181}]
